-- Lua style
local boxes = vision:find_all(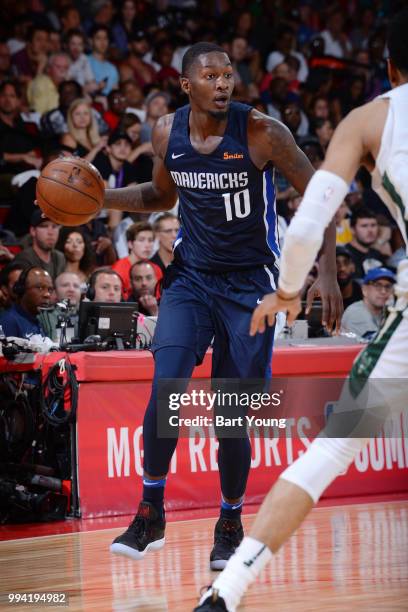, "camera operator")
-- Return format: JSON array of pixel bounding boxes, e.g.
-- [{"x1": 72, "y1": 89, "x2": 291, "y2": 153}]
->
[{"x1": 37, "y1": 271, "x2": 81, "y2": 343}]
